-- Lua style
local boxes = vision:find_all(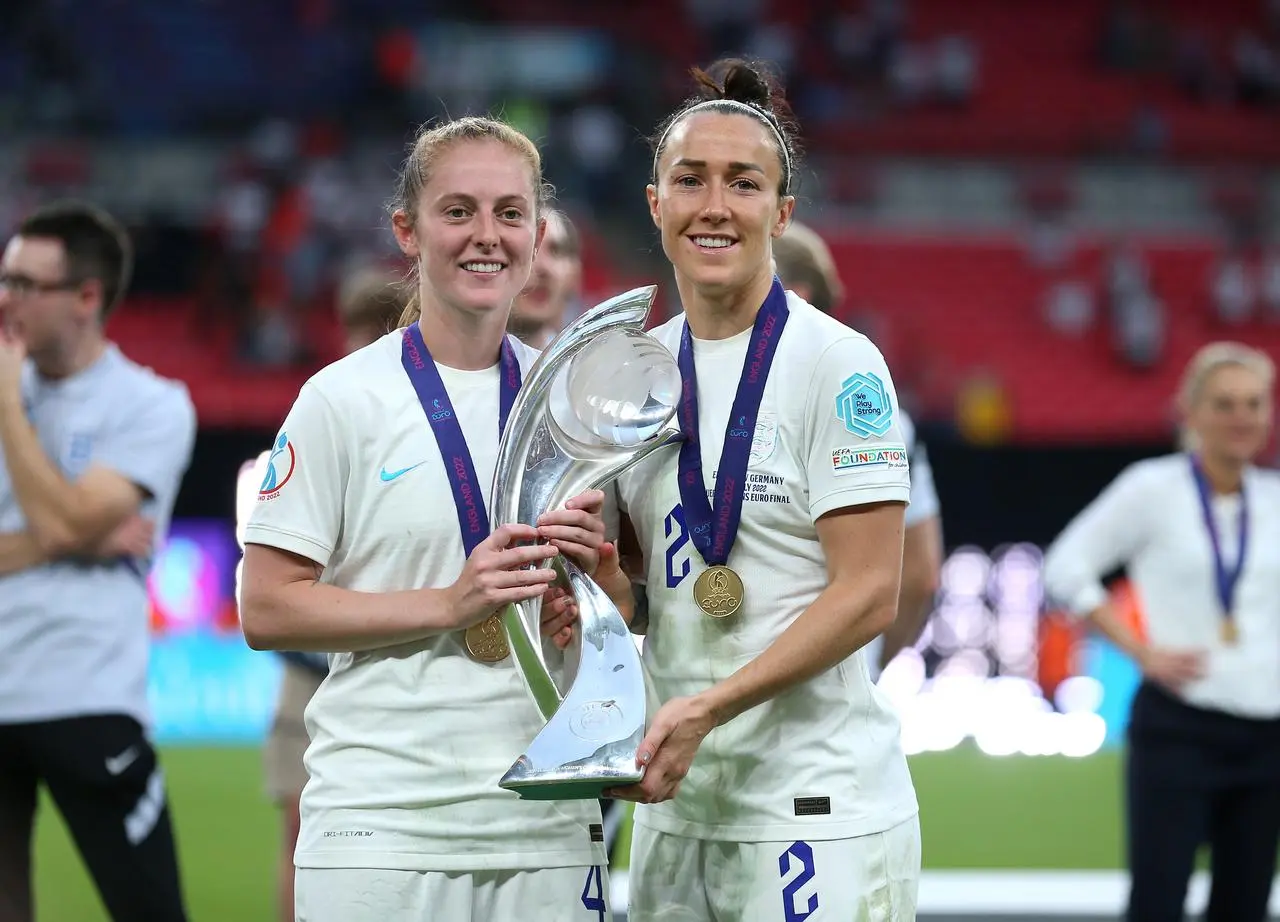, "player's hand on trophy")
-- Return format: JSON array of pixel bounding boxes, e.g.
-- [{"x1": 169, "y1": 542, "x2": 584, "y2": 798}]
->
[
  {"x1": 540, "y1": 585, "x2": 578, "y2": 650},
  {"x1": 538, "y1": 540, "x2": 629, "y2": 649},
  {"x1": 592, "y1": 540, "x2": 634, "y2": 622},
  {"x1": 448, "y1": 524, "x2": 559, "y2": 629},
  {"x1": 534, "y1": 488, "x2": 607, "y2": 574},
  {"x1": 606, "y1": 694, "x2": 717, "y2": 804}
]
